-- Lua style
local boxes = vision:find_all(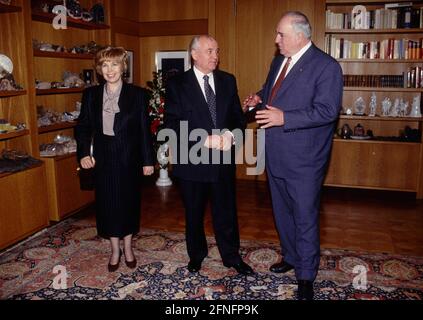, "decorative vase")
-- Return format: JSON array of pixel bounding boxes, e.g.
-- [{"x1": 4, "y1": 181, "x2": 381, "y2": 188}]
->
[{"x1": 156, "y1": 167, "x2": 172, "y2": 187}]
